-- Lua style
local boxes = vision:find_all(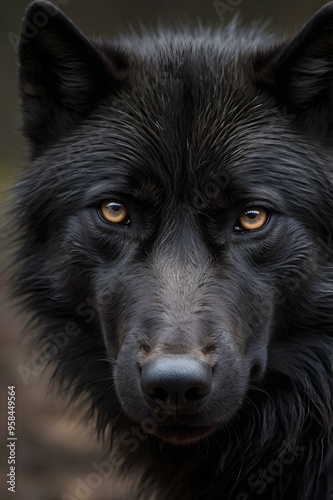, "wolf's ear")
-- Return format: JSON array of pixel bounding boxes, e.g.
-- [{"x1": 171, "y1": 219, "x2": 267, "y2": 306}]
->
[
  {"x1": 19, "y1": 0, "x2": 127, "y2": 152},
  {"x1": 255, "y1": 2, "x2": 333, "y2": 137}
]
